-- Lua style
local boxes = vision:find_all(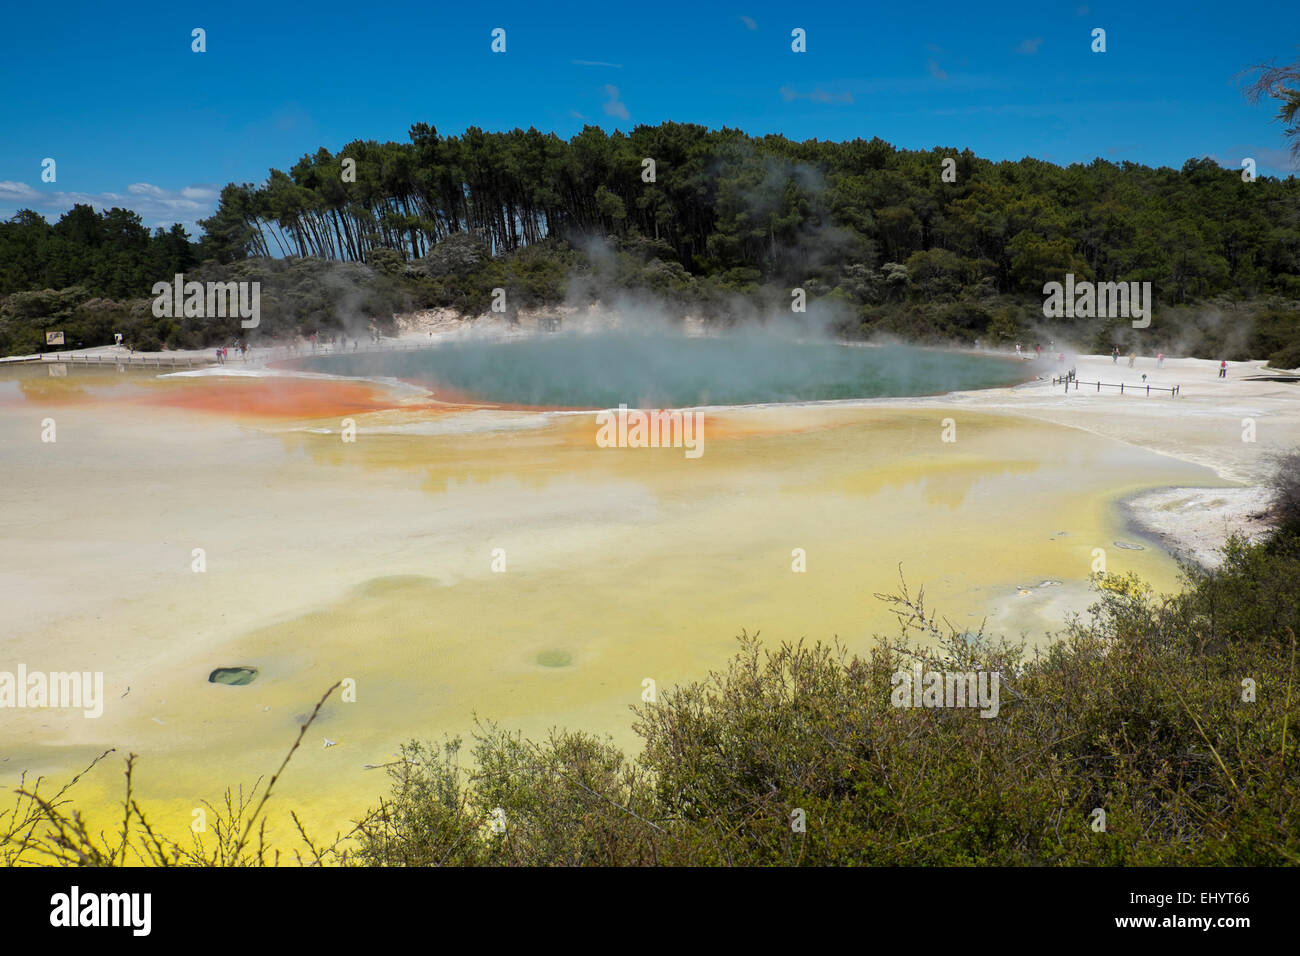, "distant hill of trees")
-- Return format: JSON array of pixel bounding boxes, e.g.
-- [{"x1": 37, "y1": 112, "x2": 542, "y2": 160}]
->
[
  {"x1": 194, "y1": 124, "x2": 1300, "y2": 301},
  {"x1": 0, "y1": 206, "x2": 195, "y2": 300},
  {"x1": 2, "y1": 124, "x2": 1299, "y2": 364}
]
